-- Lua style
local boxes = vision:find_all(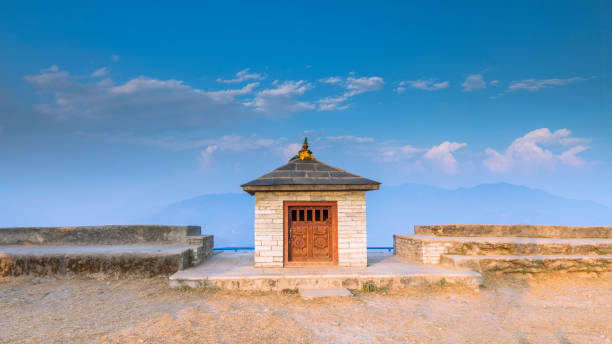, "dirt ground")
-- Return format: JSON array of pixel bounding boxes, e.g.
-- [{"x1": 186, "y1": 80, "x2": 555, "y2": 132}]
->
[{"x1": 1, "y1": 273, "x2": 611, "y2": 344}]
